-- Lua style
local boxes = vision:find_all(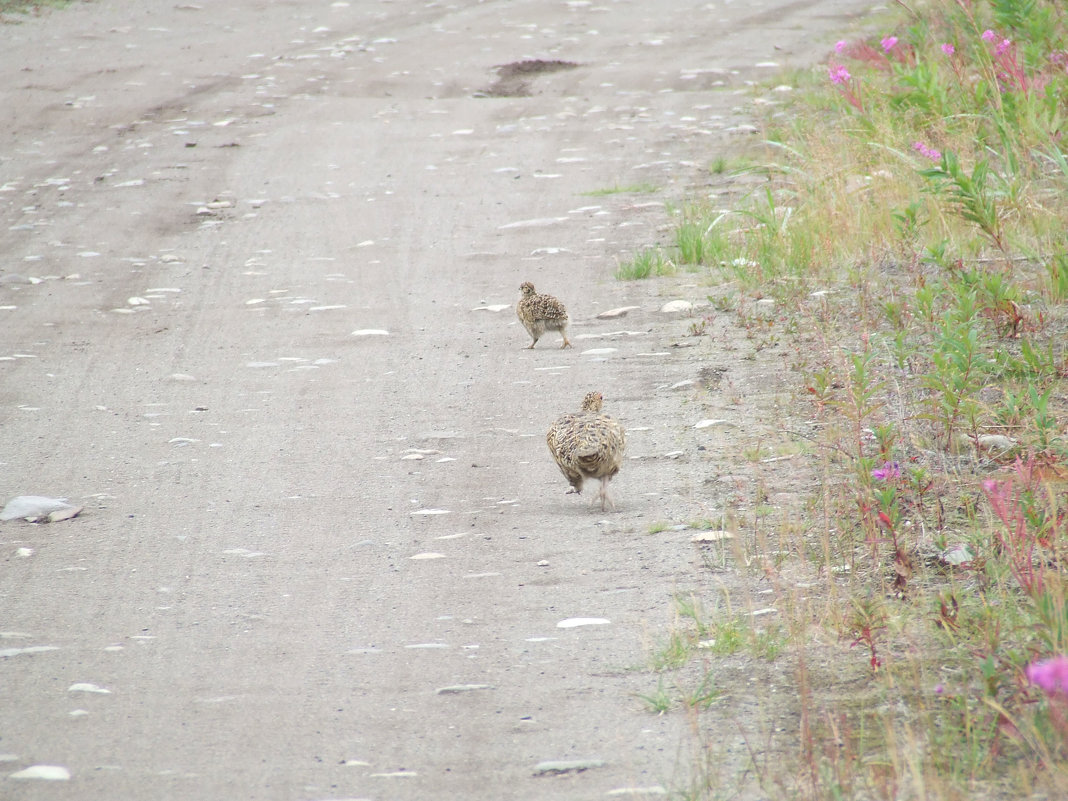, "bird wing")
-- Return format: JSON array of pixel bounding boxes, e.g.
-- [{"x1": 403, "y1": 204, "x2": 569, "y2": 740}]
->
[{"x1": 533, "y1": 294, "x2": 568, "y2": 322}]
